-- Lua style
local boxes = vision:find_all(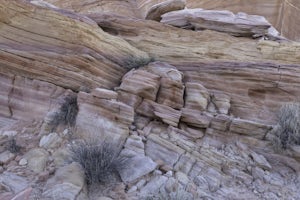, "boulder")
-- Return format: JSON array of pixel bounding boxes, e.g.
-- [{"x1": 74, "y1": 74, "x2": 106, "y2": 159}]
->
[
  {"x1": 118, "y1": 155, "x2": 157, "y2": 183},
  {"x1": 0, "y1": 172, "x2": 29, "y2": 193},
  {"x1": 43, "y1": 162, "x2": 87, "y2": 200},
  {"x1": 24, "y1": 148, "x2": 49, "y2": 173},
  {"x1": 39, "y1": 132, "x2": 62, "y2": 149}
]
